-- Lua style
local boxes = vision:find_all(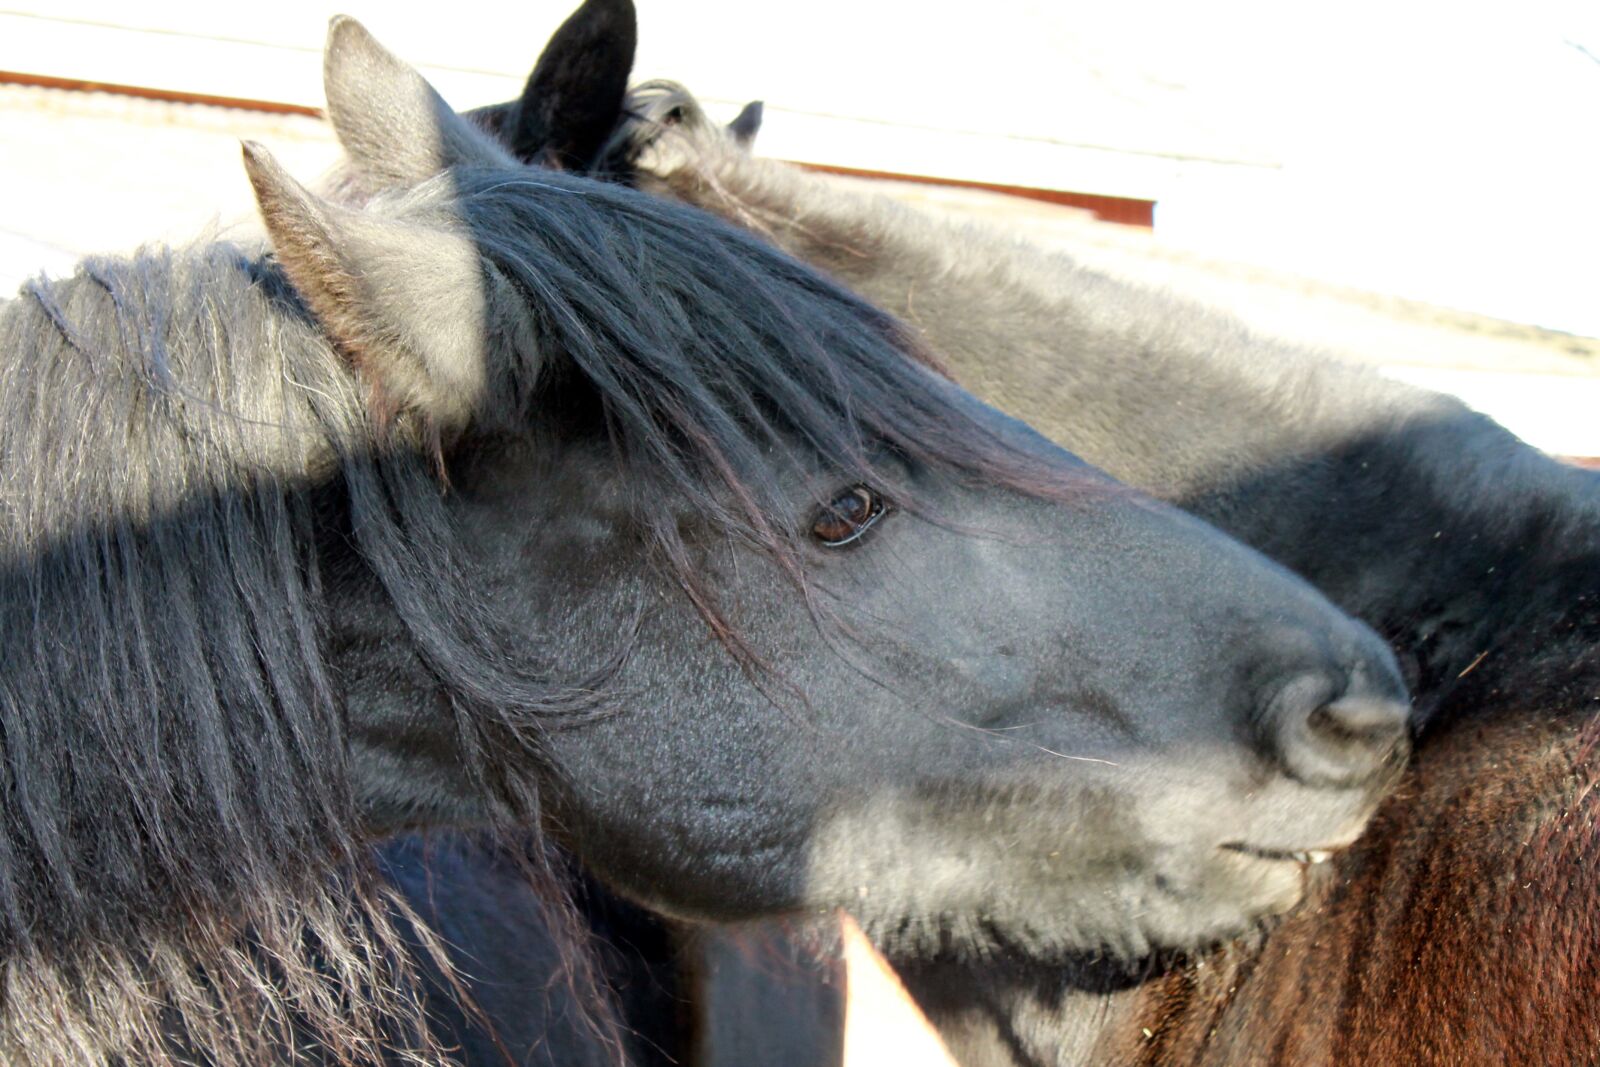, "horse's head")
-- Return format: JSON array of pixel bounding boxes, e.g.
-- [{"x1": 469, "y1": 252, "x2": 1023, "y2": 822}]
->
[{"x1": 274, "y1": 19, "x2": 1412, "y2": 962}]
